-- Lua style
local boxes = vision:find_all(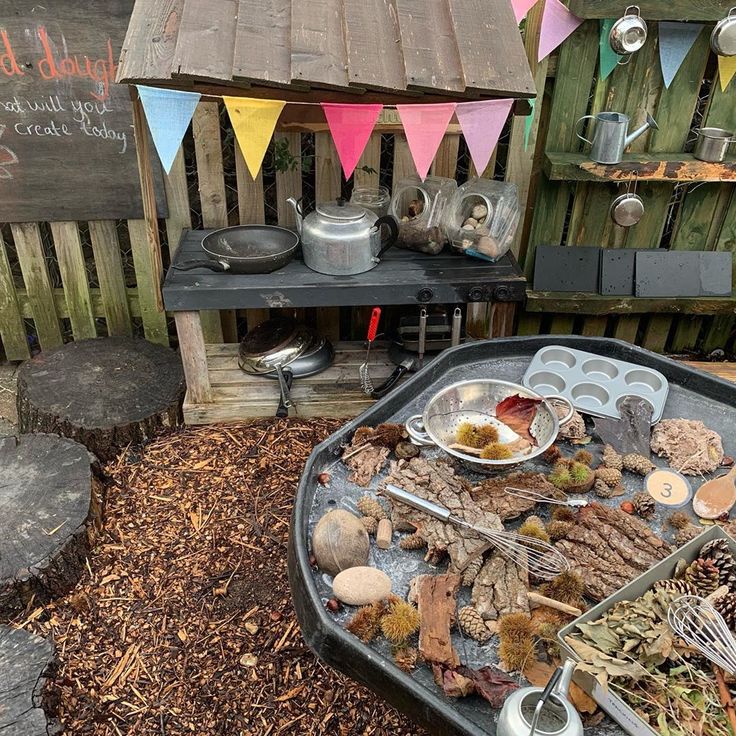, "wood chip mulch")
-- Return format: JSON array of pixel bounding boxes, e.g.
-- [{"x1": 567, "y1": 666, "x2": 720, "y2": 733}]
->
[{"x1": 16, "y1": 419, "x2": 427, "y2": 736}]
